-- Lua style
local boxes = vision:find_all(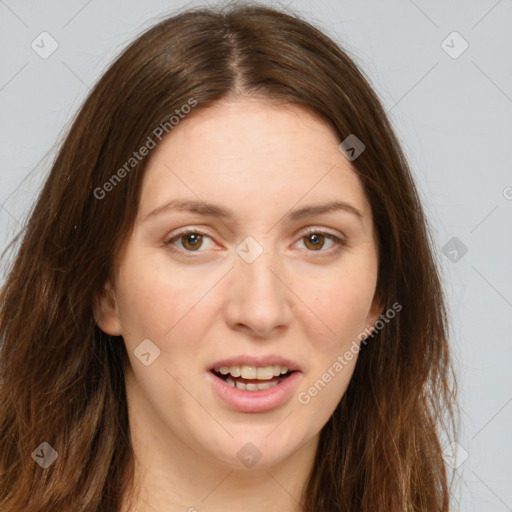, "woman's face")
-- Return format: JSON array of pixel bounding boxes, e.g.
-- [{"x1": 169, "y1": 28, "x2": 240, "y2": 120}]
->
[{"x1": 95, "y1": 98, "x2": 381, "y2": 471}]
